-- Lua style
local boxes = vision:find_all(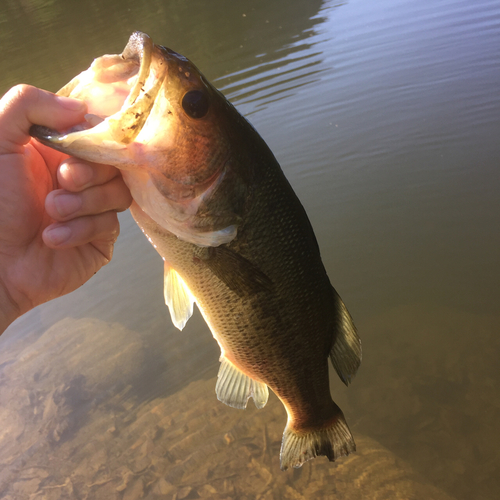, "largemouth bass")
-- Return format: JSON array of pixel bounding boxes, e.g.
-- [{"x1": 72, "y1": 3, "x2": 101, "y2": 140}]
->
[{"x1": 31, "y1": 32, "x2": 361, "y2": 470}]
